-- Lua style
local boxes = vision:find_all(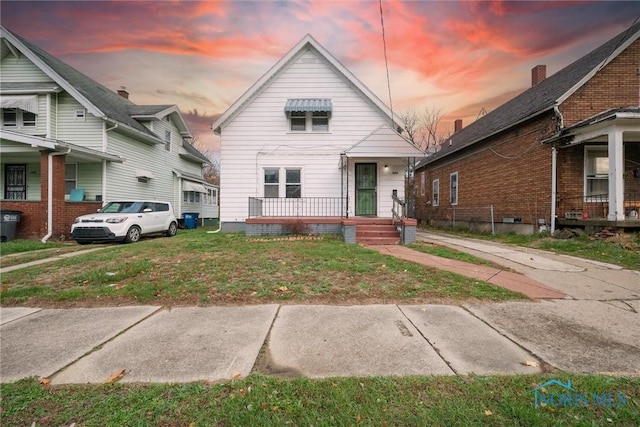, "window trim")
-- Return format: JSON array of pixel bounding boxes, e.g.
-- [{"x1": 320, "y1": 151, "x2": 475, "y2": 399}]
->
[
  {"x1": 164, "y1": 130, "x2": 171, "y2": 151},
  {"x1": 65, "y1": 163, "x2": 77, "y2": 196},
  {"x1": 263, "y1": 167, "x2": 303, "y2": 198},
  {"x1": 584, "y1": 146, "x2": 609, "y2": 201},
  {"x1": 432, "y1": 179, "x2": 439, "y2": 206},
  {"x1": 450, "y1": 172, "x2": 458, "y2": 205},
  {"x1": 2, "y1": 108, "x2": 36, "y2": 128},
  {"x1": 288, "y1": 111, "x2": 330, "y2": 133},
  {"x1": 420, "y1": 172, "x2": 426, "y2": 196}
]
